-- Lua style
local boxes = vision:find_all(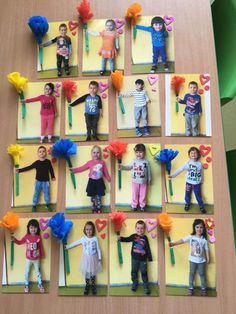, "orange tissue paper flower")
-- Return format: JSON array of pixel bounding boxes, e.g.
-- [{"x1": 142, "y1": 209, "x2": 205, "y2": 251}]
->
[
  {"x1": 125, "y1": 3, "x2": 142, "y2": 25},
  {"x1": 158, "y1": 213, "x2": 173, "y2": 235},
  {"x1": 110, "y1": 71, "x2": 124, "y2": 93},
  {"x1": 0, "y1": 212, "x2": 20, "y2": 233},
  {"x1": 62, "y1": 80, "x2": 77, "y2": 103}
]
